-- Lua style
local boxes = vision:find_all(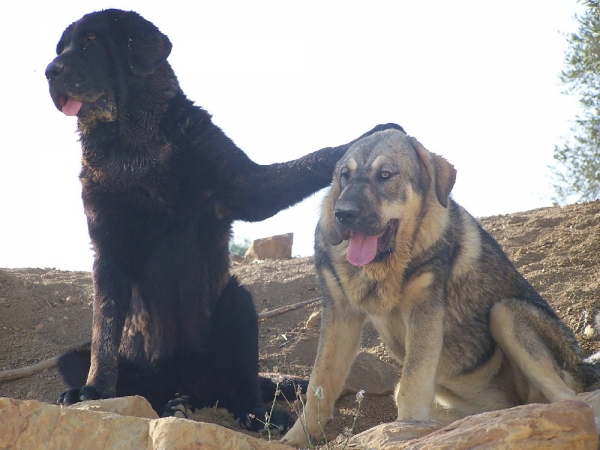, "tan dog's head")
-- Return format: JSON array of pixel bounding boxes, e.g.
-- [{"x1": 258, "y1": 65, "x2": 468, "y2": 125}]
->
[{"x1": 323, "y1": 129, "x2": 456, "y2": 267}]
